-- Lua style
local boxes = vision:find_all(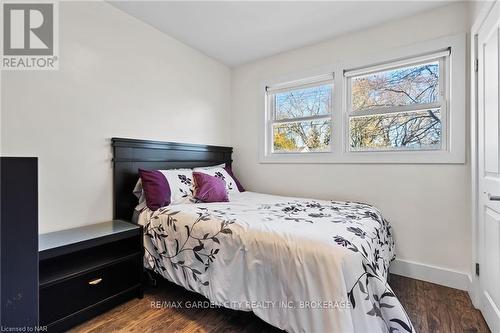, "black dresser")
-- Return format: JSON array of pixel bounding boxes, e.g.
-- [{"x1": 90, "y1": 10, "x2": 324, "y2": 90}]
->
[
  {"x1": 39, "y1": 220, "x2": 143, "y2": 332},
  {"x1": 0, "y1": 157, "x2": 39, "y2": 329}
]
